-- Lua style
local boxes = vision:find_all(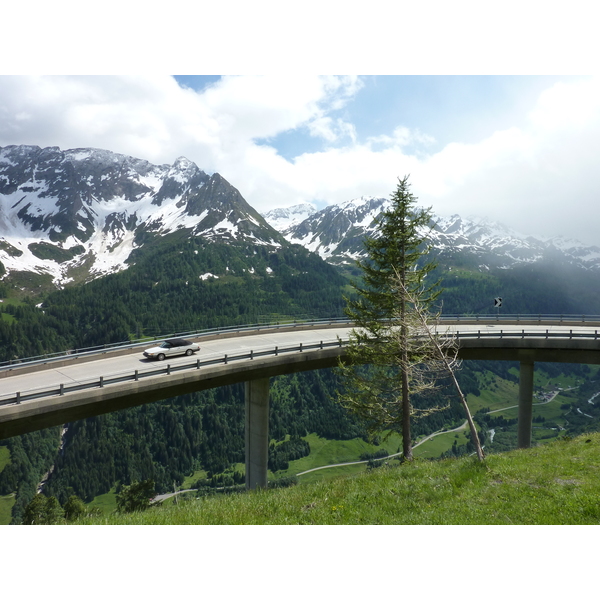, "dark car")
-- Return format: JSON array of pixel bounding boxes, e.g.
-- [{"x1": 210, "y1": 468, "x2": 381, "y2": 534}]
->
[{"x1": 143, "y1": 338, "x2": 200, "y2": 360}]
